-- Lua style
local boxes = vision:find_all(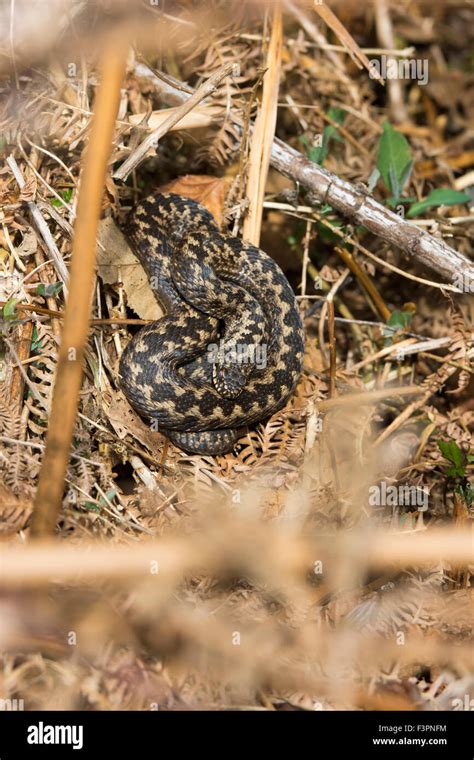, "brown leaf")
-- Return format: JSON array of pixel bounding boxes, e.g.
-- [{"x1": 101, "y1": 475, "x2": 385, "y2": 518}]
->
[
  {"x1": 16, "y1": 228, "x2": 38, "y2": 258},
  {"x1": 159, "y1": 175, "x2": 228, "y2": 227},
  {"x1": 105, "y1": 390, "x2": 164, "y2": 457},
  {"x1": 96, "y1": 217, "x2": 162, "y2": 320},
  {"x1": 319, "y1": 264, "x2": 345, "y2": 283},
  {"x1": 0, "y1": 485, "x2": 33, "y2": 534},
  {"x1": 19, "y1": 172, "x2": 37, "y2": 204}
]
